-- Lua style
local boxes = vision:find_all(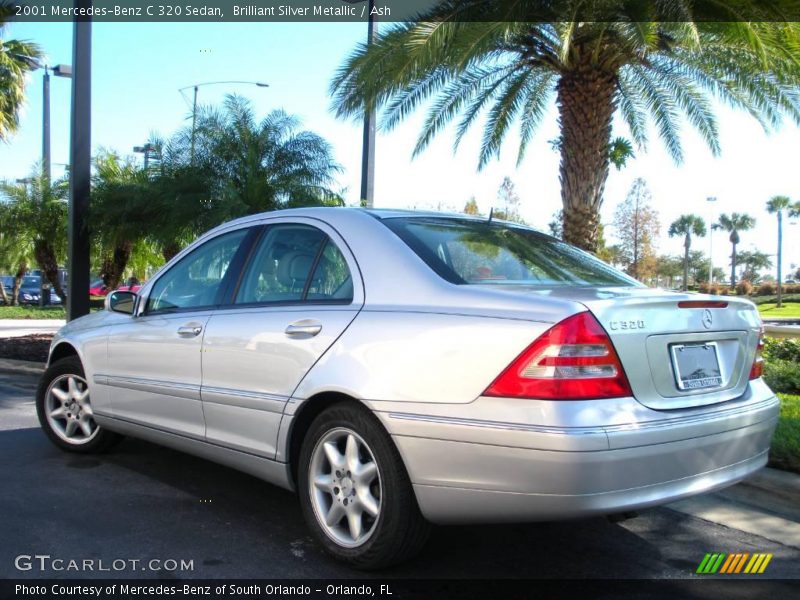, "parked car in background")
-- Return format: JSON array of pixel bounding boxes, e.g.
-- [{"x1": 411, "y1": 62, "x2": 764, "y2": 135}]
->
[
  {"x1": 37, "y1": 208, "x2": 778, "y2": 569},
  {"x1": 116, "y1": 277, "x2": 143, "y2": 294},
  {"x1": 1, "y1": 275, "x2": 60, "y2": 305},
  {"x1": 89, "y1": 279, "x2": 109, "y2": 297}
]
